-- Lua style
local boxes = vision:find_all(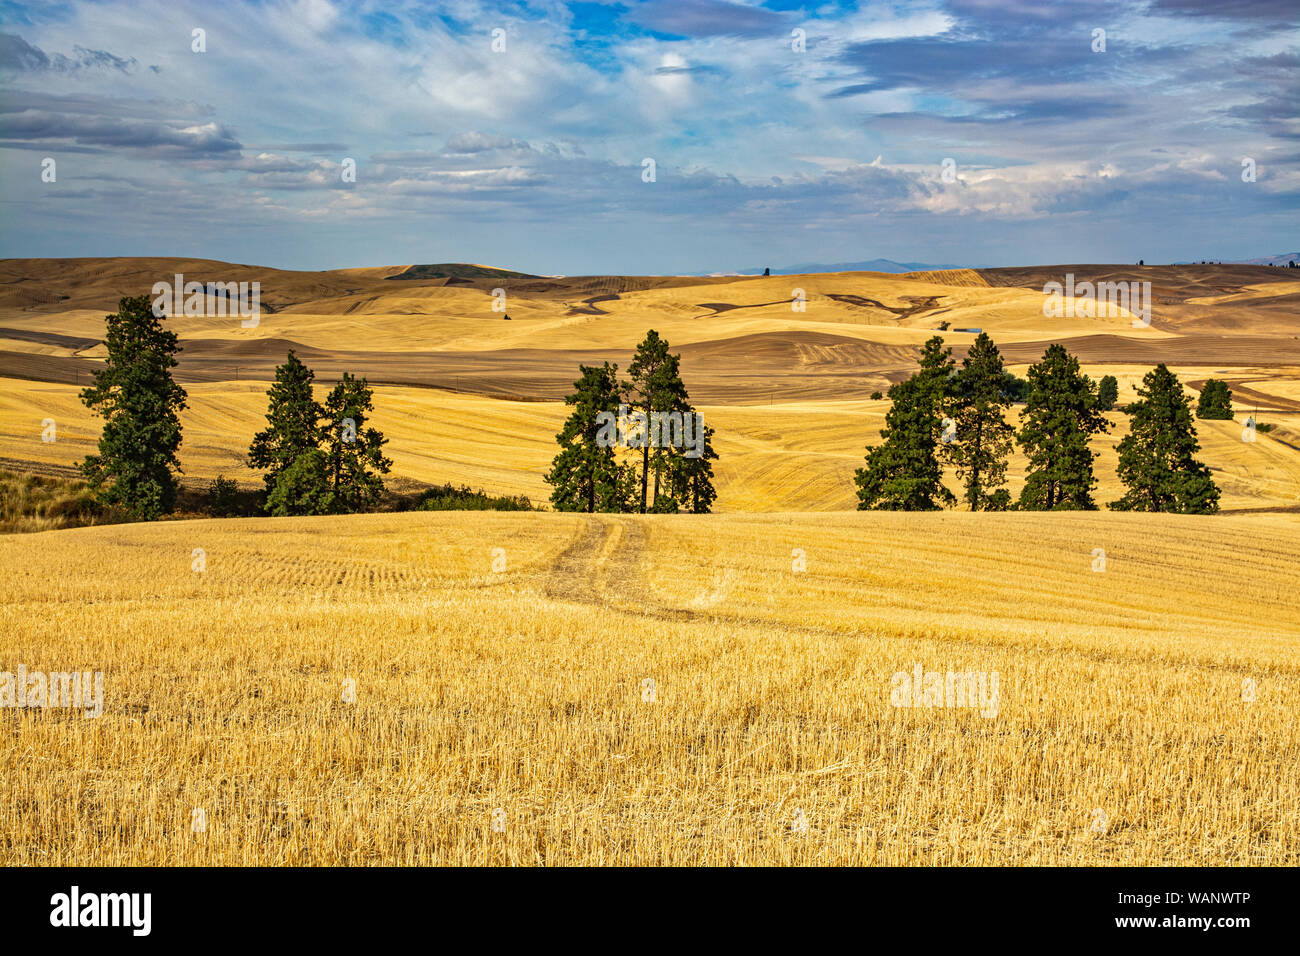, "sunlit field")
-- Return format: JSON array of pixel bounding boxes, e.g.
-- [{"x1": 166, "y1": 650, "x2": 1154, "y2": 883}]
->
[
  {"x1": 3, "y1": 510, "x2": 1298, "y2": 865},
  {"x1": 3, "y1": 258, "x2": 1299, "y2": 867},
  {"x1": 3, "y1": 376, "x2": 1298, "y2": 514}
]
